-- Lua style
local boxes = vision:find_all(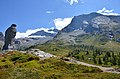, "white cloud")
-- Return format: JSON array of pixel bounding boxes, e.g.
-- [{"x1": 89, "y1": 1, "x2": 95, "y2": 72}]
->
[
  {"x1": 97, "y1": 8, "x2": 106, "y2": 13},
  {"x1": 46, "y1": 11, "x2": 54, "y2": 14},
  {"x1": 54, "y1": 17, "x2": 73, "y2": 30},
  {"x1": 15, "y1": 28, "x2": 55, "y2": 38},
  {"x1": 97, "y1": 8, "x2": 119, "y2": 16},
  {"x1": 66, "y1": 0, "x2": 79, "y2": 5}
]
